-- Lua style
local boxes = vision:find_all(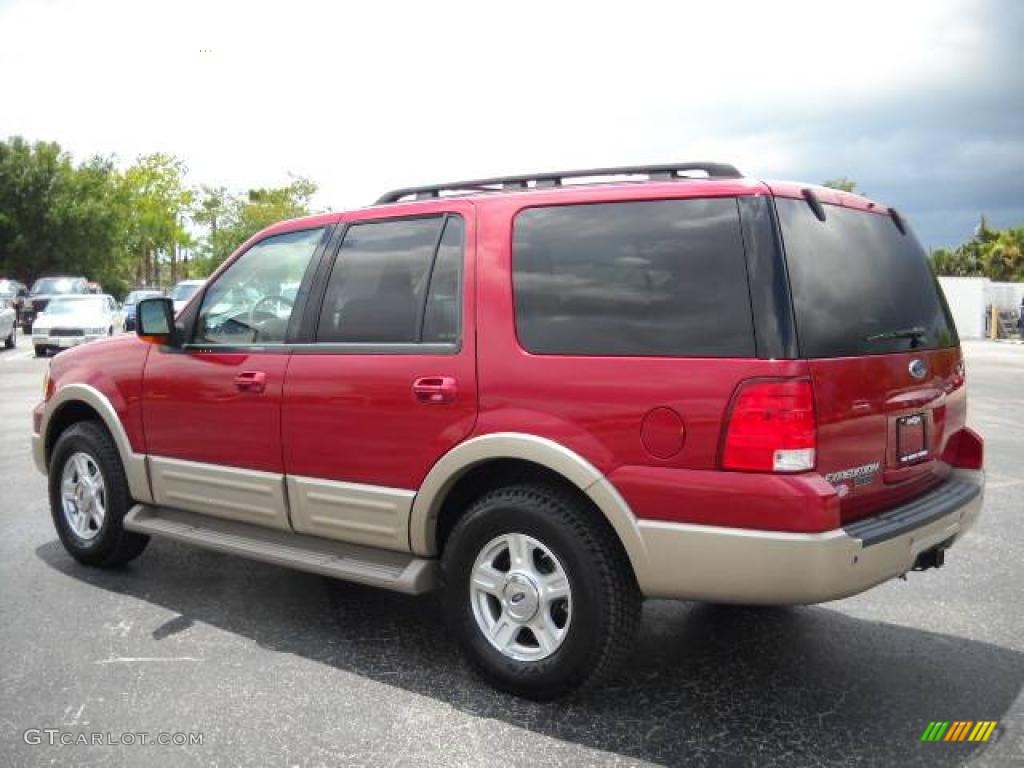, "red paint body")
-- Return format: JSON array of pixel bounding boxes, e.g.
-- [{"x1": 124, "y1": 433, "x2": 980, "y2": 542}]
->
[
  {"x1": 40, "y1": 177, "x2": 980, "y2": 535},
  {"x1": 143, "y1": 349, "x2": 291, "y2": 472}
]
